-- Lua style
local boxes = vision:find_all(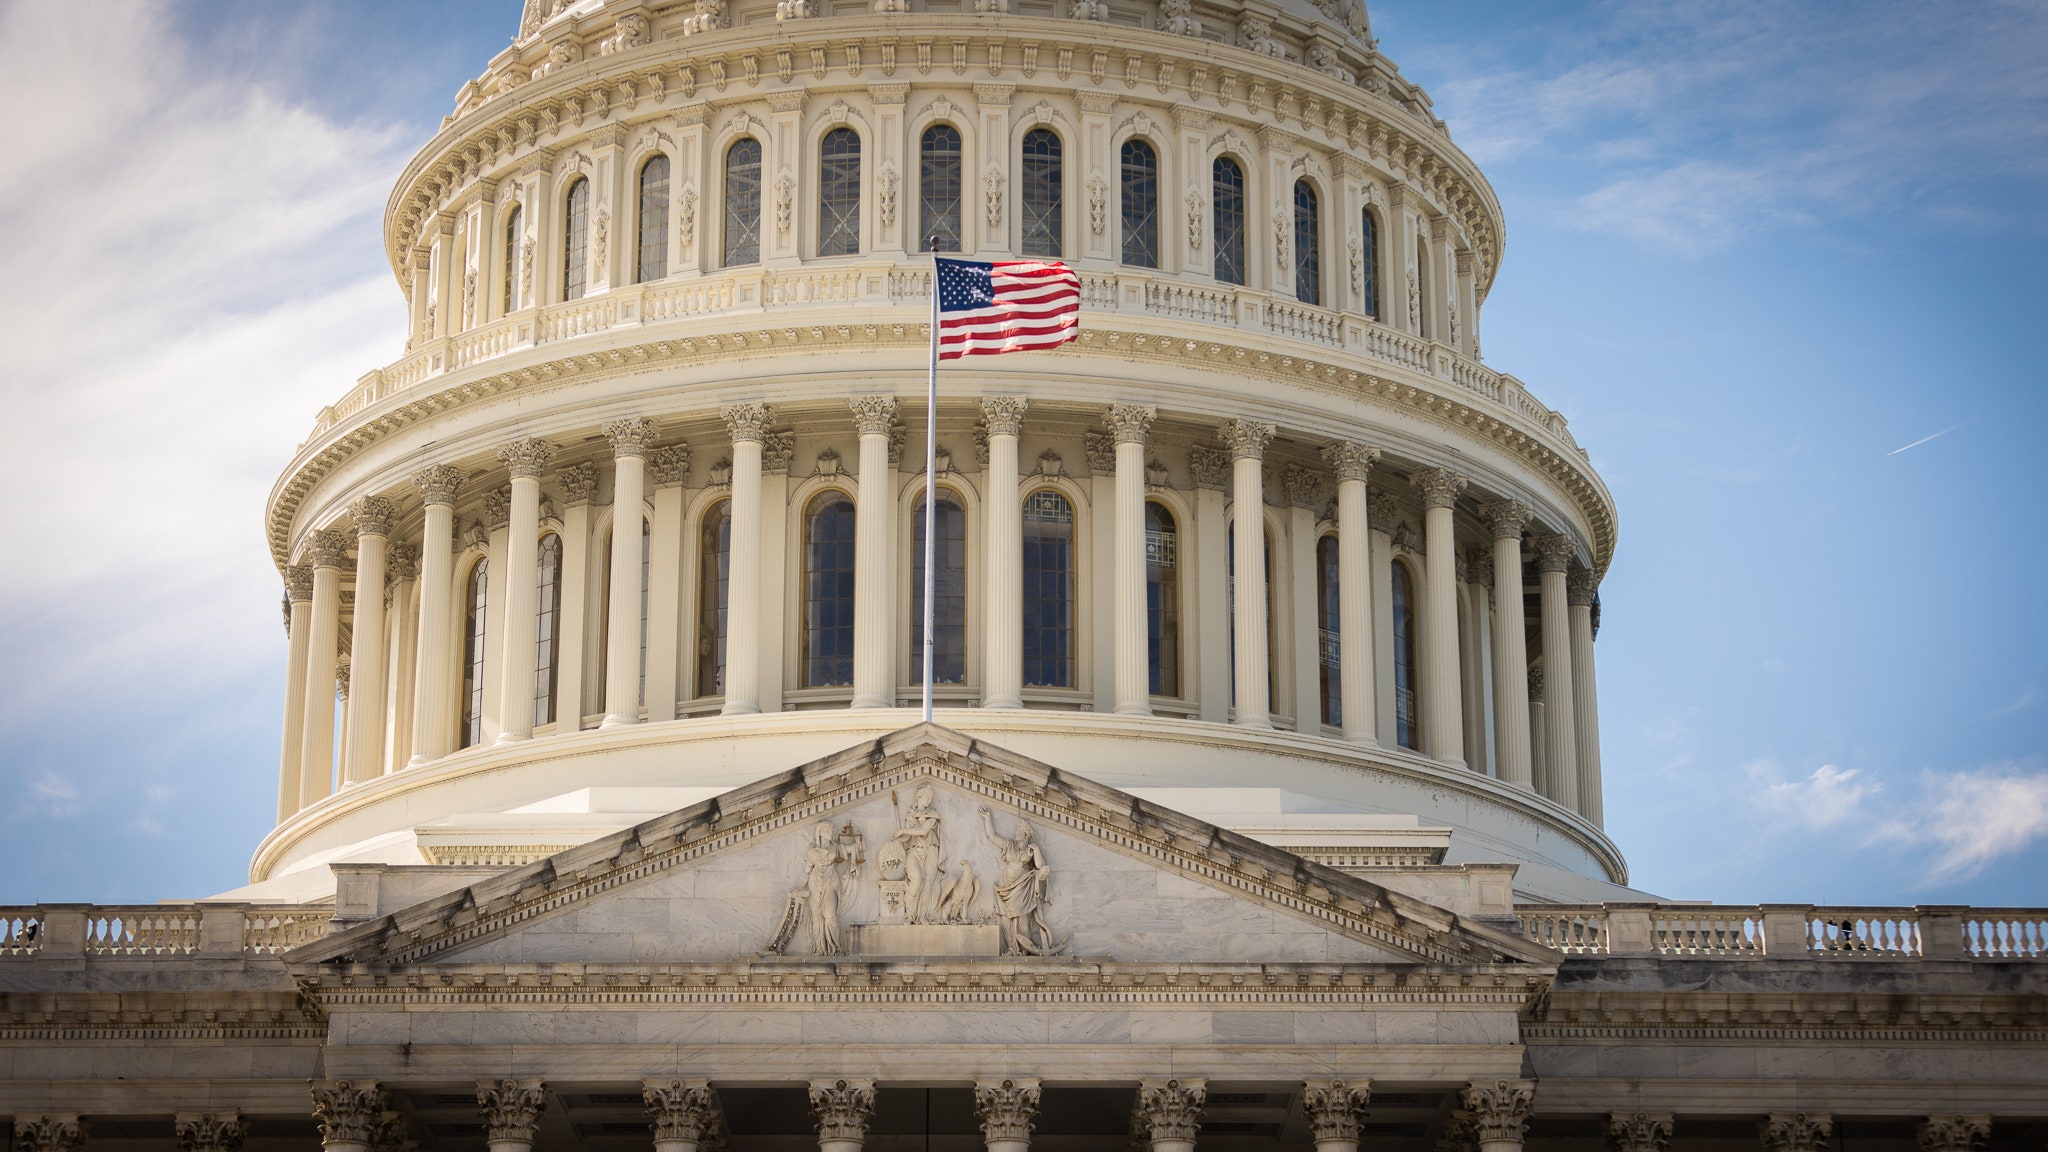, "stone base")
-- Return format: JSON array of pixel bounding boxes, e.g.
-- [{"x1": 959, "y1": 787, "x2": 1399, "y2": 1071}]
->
[{"x1": 851, "y1": 922, "x2": 1002, "y2": 957}]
